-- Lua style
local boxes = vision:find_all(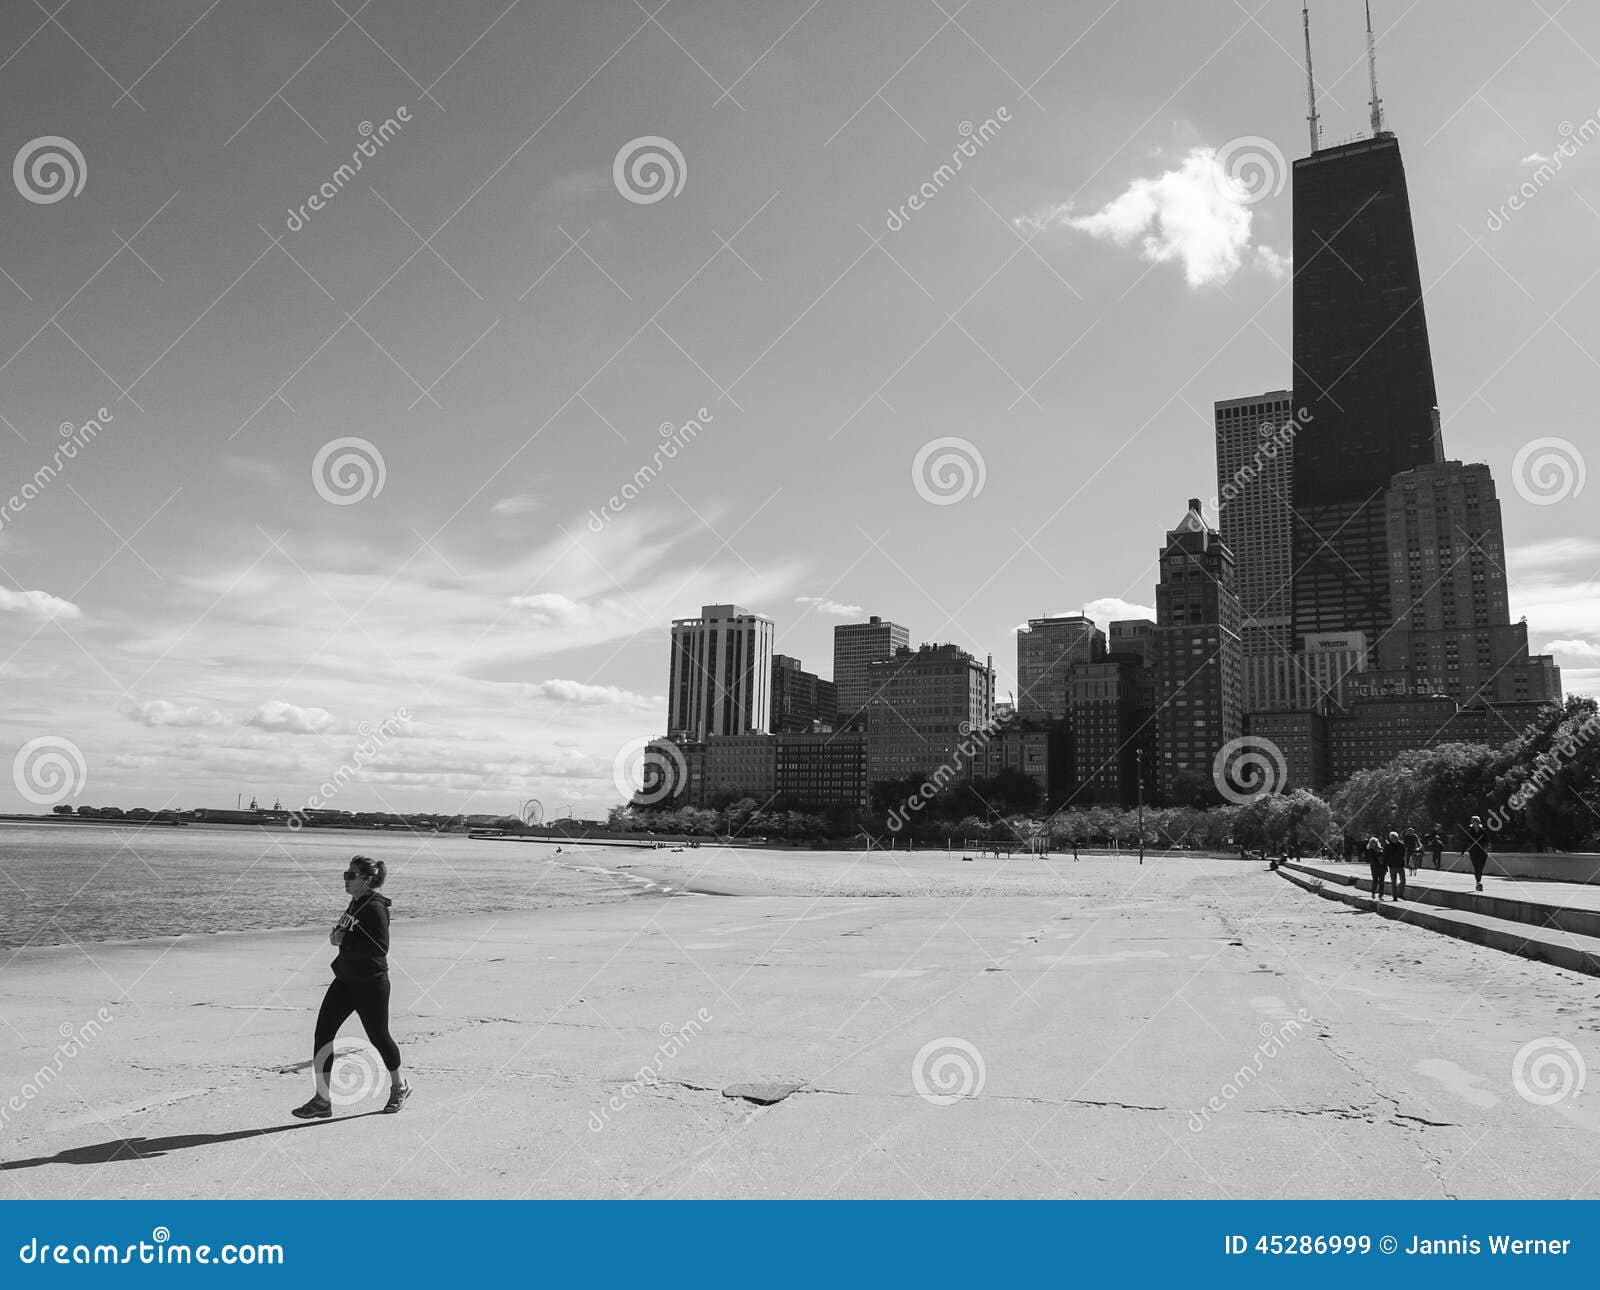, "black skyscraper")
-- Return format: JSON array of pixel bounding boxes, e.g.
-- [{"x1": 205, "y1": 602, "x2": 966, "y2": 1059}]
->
[{"x1": 1290, "y1": 133, "x2": 1443, "y2": 647}]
